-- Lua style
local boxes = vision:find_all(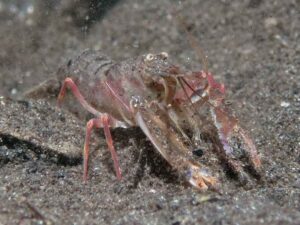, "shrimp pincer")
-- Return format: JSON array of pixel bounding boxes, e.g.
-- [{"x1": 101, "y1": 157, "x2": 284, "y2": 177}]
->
[{"x1": 56, "y1": 49, "x2": 261, "y2": 190}]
